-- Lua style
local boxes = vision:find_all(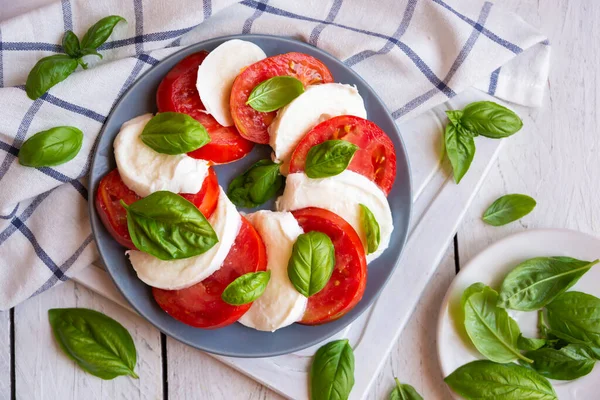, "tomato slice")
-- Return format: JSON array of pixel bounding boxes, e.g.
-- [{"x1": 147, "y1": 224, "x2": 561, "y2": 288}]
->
[
  {"x1": 289, "y1": 115, "x2": 397, "y2": 195},
  {"x1": 156, "y1": 51, "x2": 253, "y2": 164},
  {"x1": 230, "y1": 52, "x2": 334, "y2": 144},
  {"x1": 152, "y1": 217, "x2": 268, "y2": 329},
  {"x1": 95, "y1": 168, "x2": 219, "y2": 250},
  {"x1": 292, "y1": 207, "x2": 367, "y2": 325}
]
